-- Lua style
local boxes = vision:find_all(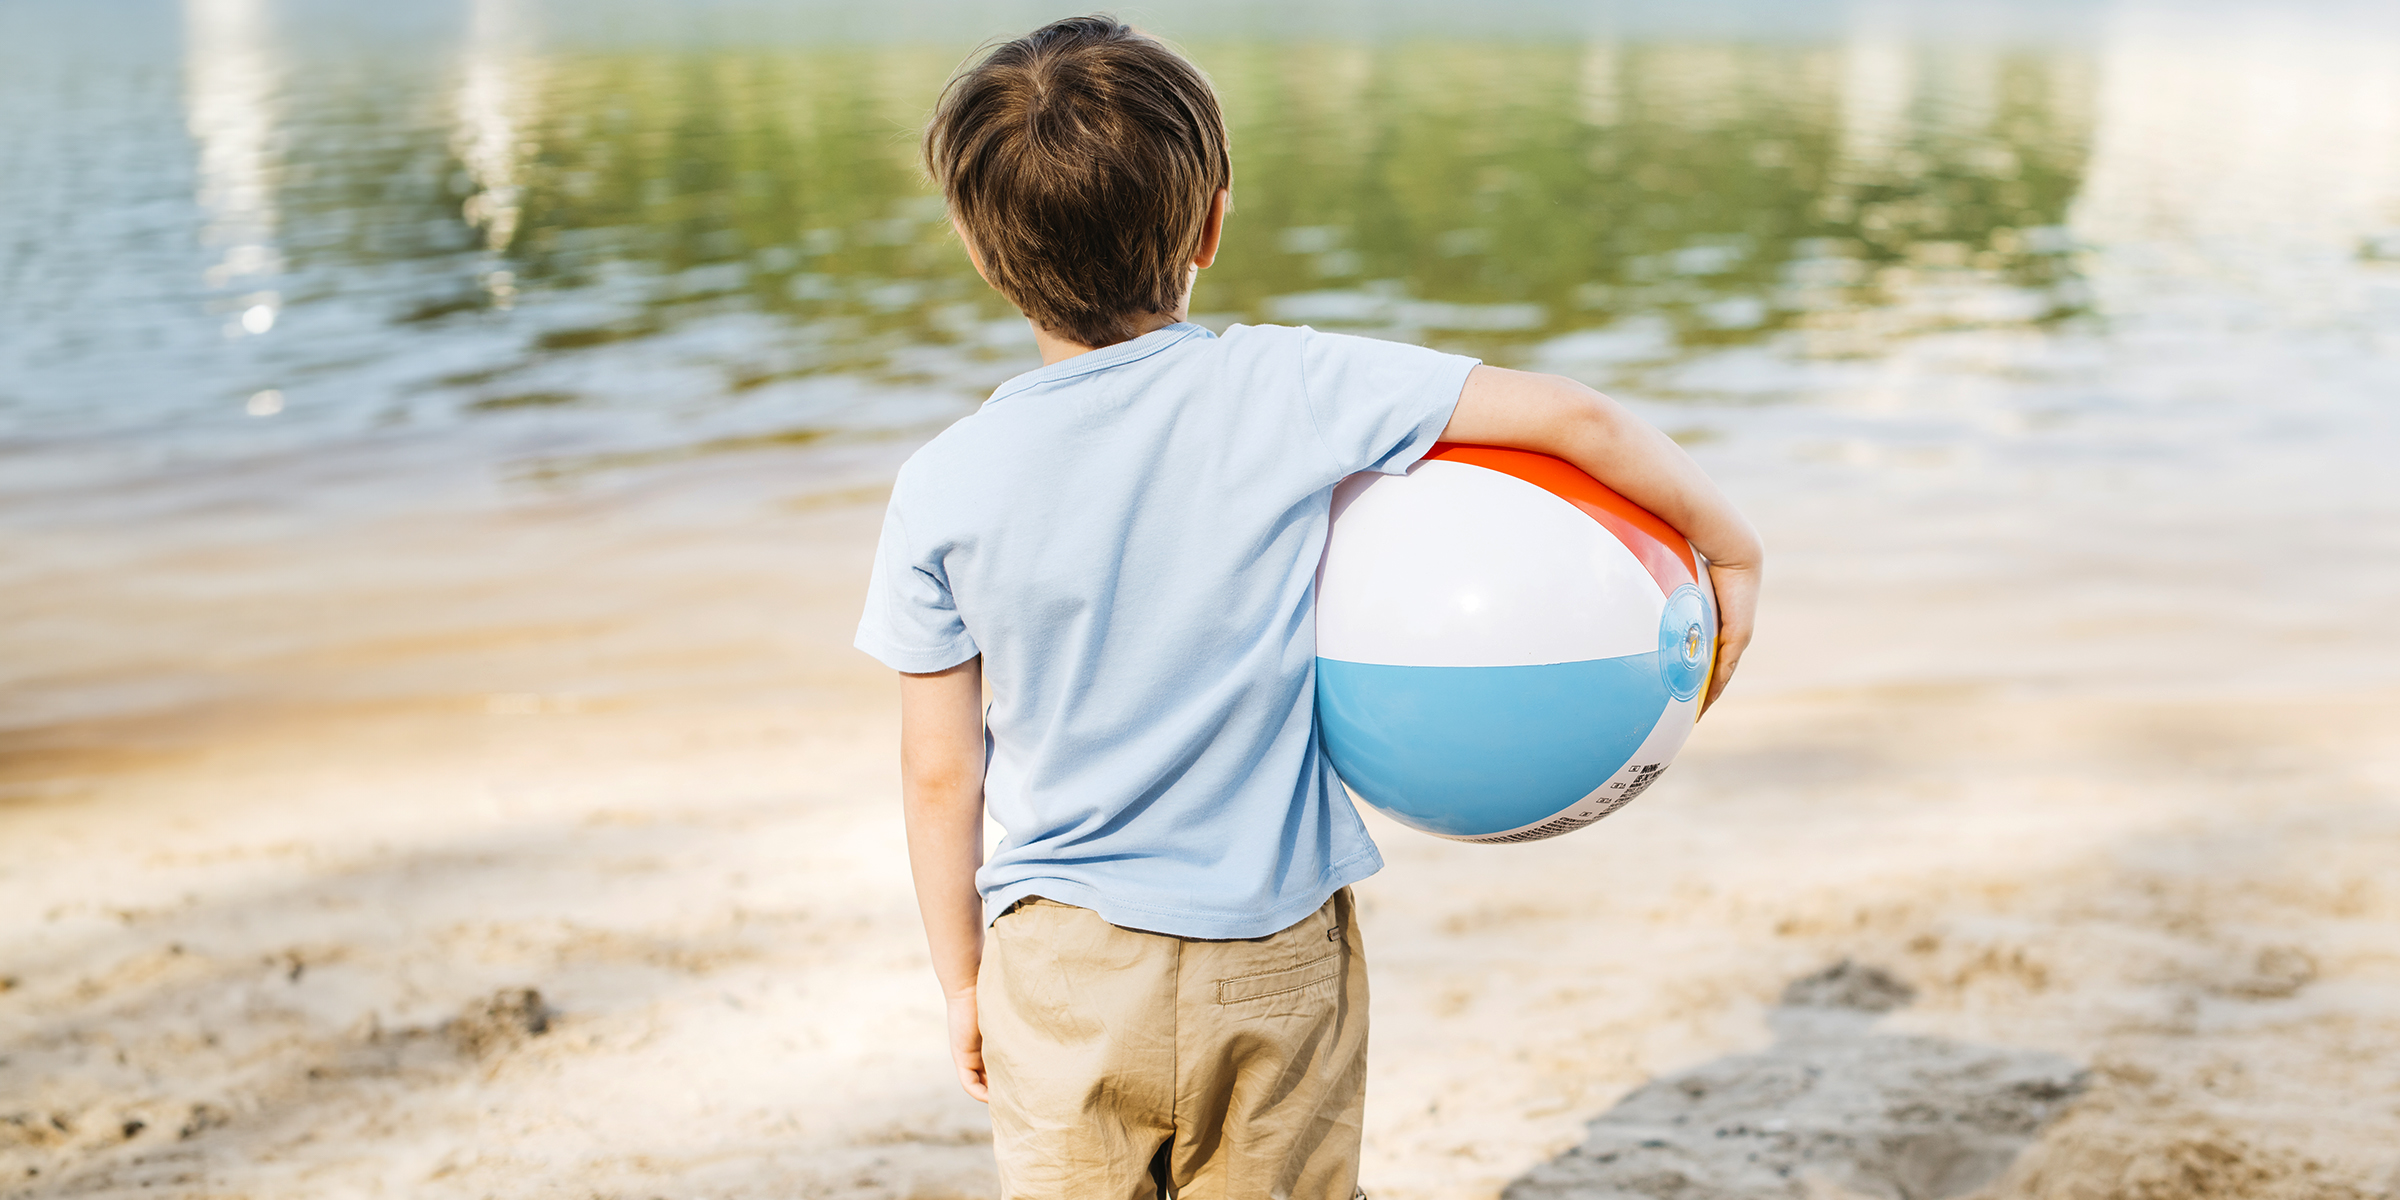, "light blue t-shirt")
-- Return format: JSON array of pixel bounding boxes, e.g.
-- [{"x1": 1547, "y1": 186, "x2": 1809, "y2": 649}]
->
[{"x1": 855, "y1": 322, "x2": 1478, "y2": 939}]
